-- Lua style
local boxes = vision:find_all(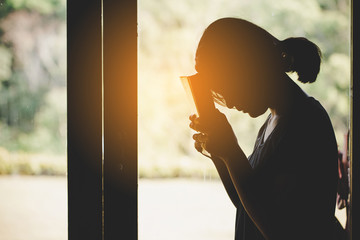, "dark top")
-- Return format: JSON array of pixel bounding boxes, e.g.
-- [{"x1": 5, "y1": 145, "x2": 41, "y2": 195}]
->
[{"x1": 235, "y1": 96, "x2": 338, "y2": 240}]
